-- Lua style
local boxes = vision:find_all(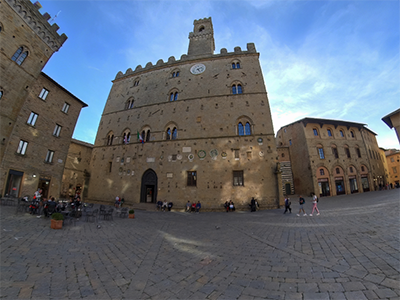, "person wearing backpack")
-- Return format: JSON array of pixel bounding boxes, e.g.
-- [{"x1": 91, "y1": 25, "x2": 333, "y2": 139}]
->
[
  {"x1": 309, "y1": 193, "x2": 320, "y2": 216},
  {"x1": 297, "y1": 195, "x2": 307, "y2": 216}
]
